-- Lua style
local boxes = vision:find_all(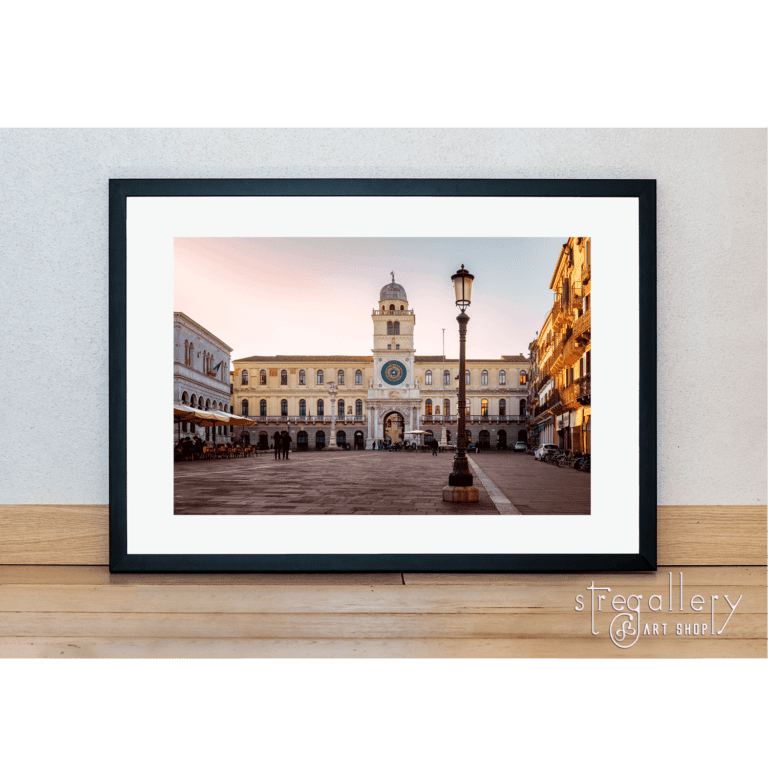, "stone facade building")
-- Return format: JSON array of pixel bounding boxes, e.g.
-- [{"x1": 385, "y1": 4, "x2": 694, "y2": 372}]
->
[
  {"x1": 526, "y1": 237, "x2": 591, "y2": 452},
  {"x1": 231, "y1": 277, "x2": 530, "y2": 450},
  {"x1": 174, "y1": 312, "x2": 233, "y2": 441}
]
